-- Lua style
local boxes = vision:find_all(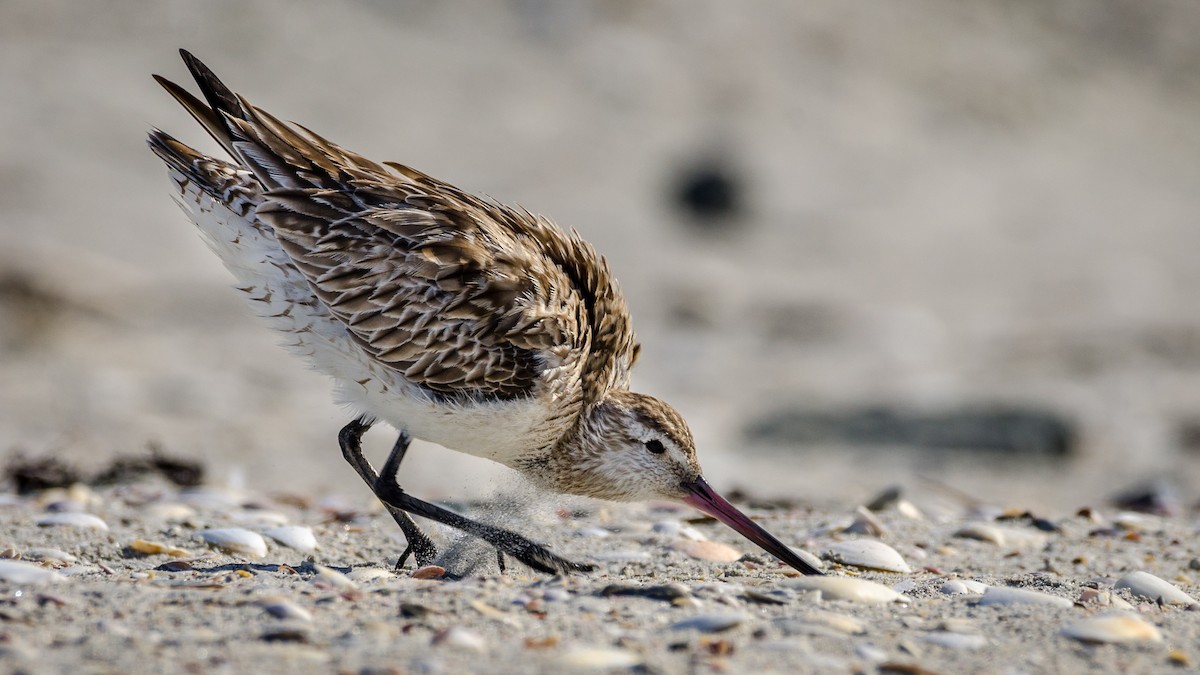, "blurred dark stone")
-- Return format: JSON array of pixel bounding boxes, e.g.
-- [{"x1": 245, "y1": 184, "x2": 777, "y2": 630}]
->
[
  {"x1": 5, "y1": 453, "x2": 81, "y2": 494},
  {"x1": 671, "y1": 160, "x2": 744, "y2": 226},
  {"x1": 744, "y1": 405, "x2": 1075, "y2": 458},
  {"x1": 1109, "y1": 478, "x2": 1181, "y2": 516},
  {"x1": 92, "y1": 446, "x2": 204, "y2": 487}
]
